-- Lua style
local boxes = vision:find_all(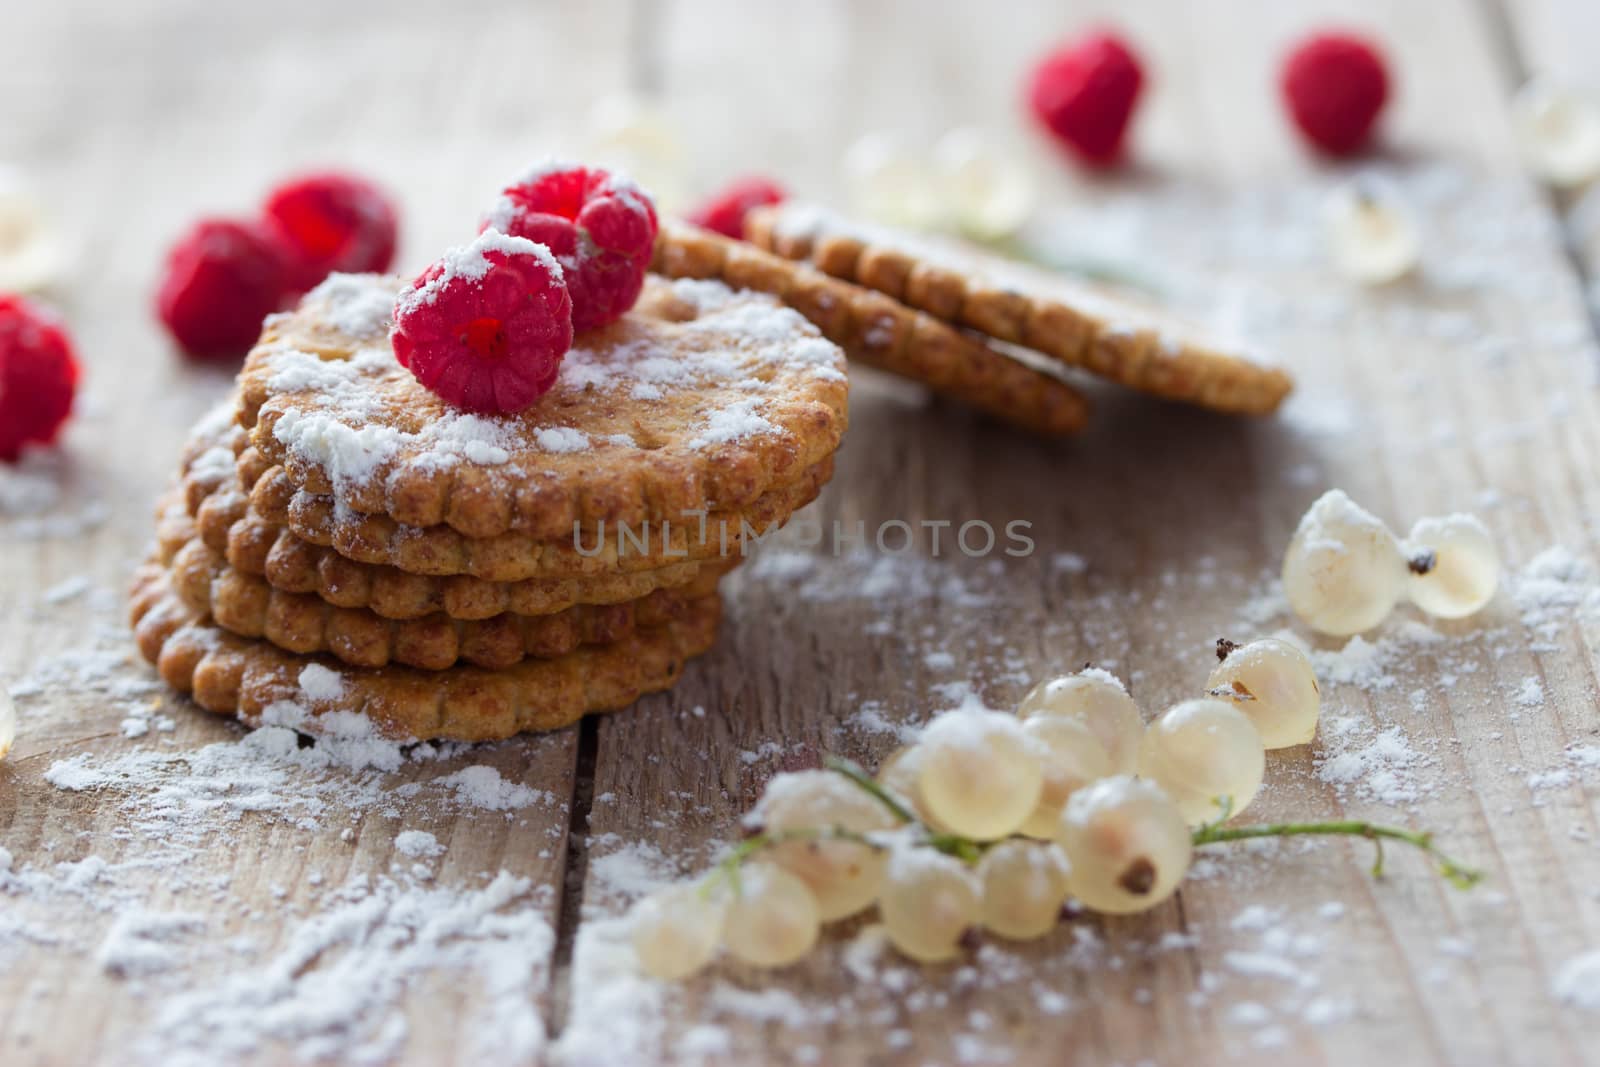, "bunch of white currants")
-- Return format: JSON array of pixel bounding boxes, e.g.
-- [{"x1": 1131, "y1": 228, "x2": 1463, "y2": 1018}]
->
[
  {"x1": 1282, "y1": 489, "x2": 1501, "y2": 637},
  {"x1": 628, "y1": 639, "x2": 1324, "y2": 980}
]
